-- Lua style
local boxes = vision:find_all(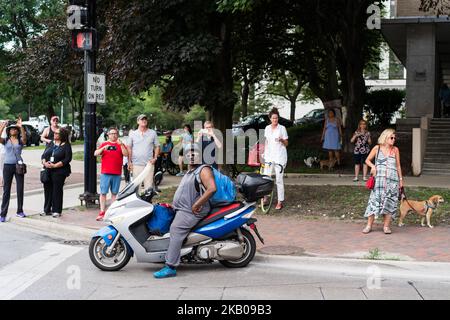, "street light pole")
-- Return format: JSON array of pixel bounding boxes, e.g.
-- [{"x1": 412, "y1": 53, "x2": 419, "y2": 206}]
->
[{"x1": 79, "y1": 0, "x2": 98, "y2": 207}]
